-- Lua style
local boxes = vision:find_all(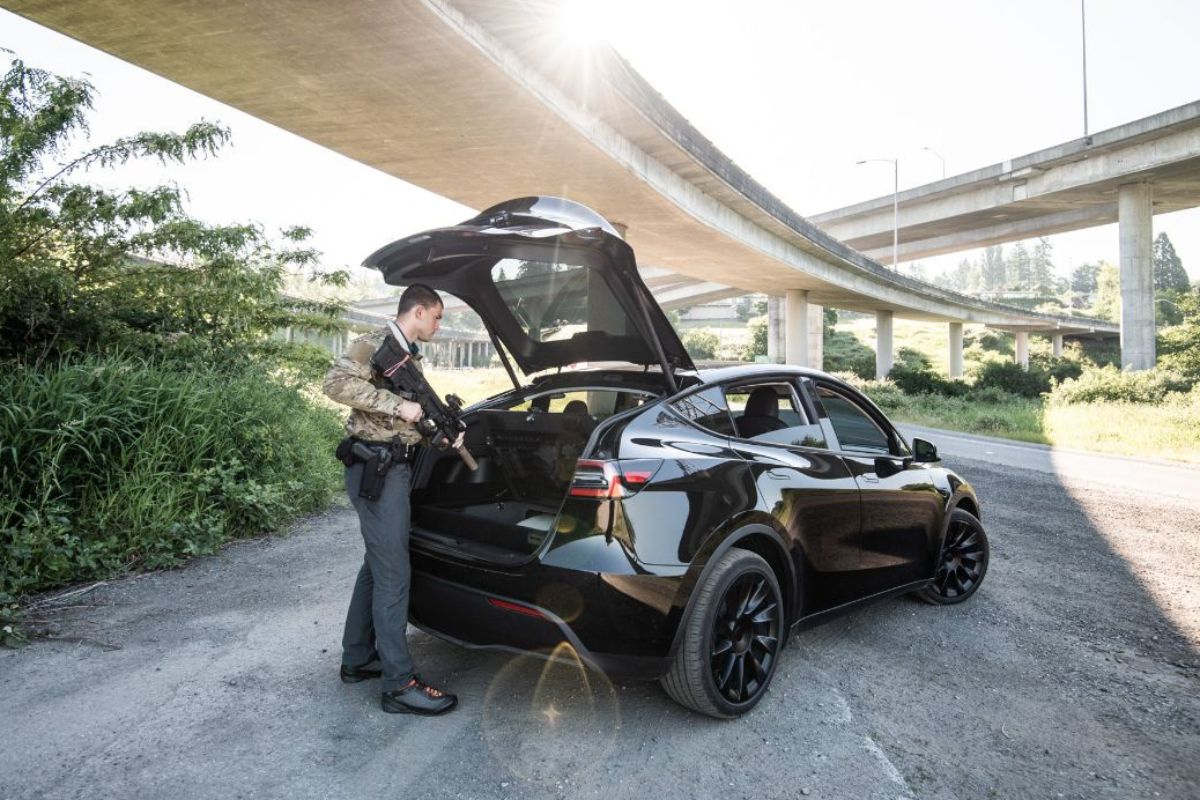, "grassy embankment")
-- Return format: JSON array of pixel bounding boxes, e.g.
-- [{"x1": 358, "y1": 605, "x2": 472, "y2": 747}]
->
[{"x1": 832, "y1": 316, "x2": 1199, "y2": 463}]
